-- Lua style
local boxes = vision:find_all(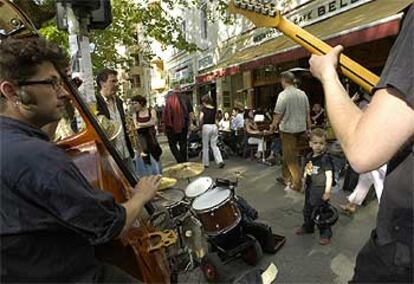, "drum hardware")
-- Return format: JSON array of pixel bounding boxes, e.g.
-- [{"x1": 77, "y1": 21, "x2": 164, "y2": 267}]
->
[
  {"x1": 216, "y1": 177, "x2": 239, "y2": 197},
  {"x1": 163, "y1": 162, "x2": 205, "y2": 180}
]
